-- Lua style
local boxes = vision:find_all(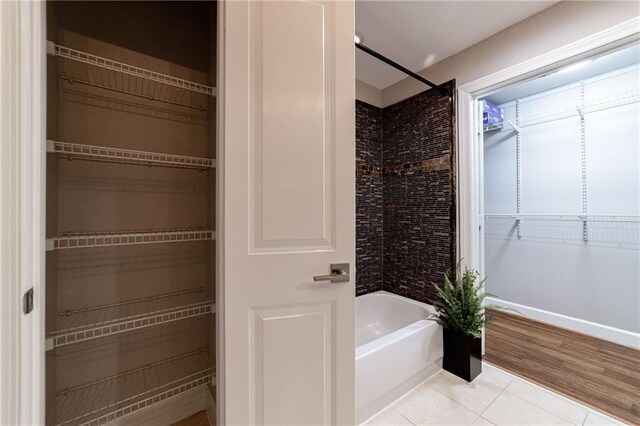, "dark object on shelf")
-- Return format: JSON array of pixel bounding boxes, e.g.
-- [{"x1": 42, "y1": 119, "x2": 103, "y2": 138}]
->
[{"x1": 443, "y1": 328, "x2": 482, "y2": 382}]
